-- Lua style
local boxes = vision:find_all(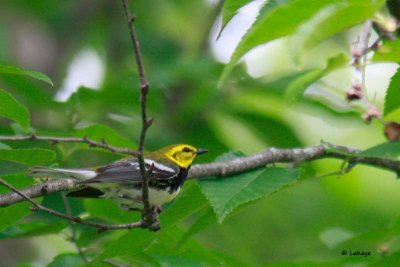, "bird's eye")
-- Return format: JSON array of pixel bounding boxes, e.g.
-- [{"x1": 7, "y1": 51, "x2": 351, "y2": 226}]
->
[{"x1": 182, "y1": 147, "x2": 191, "y2": 153}]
